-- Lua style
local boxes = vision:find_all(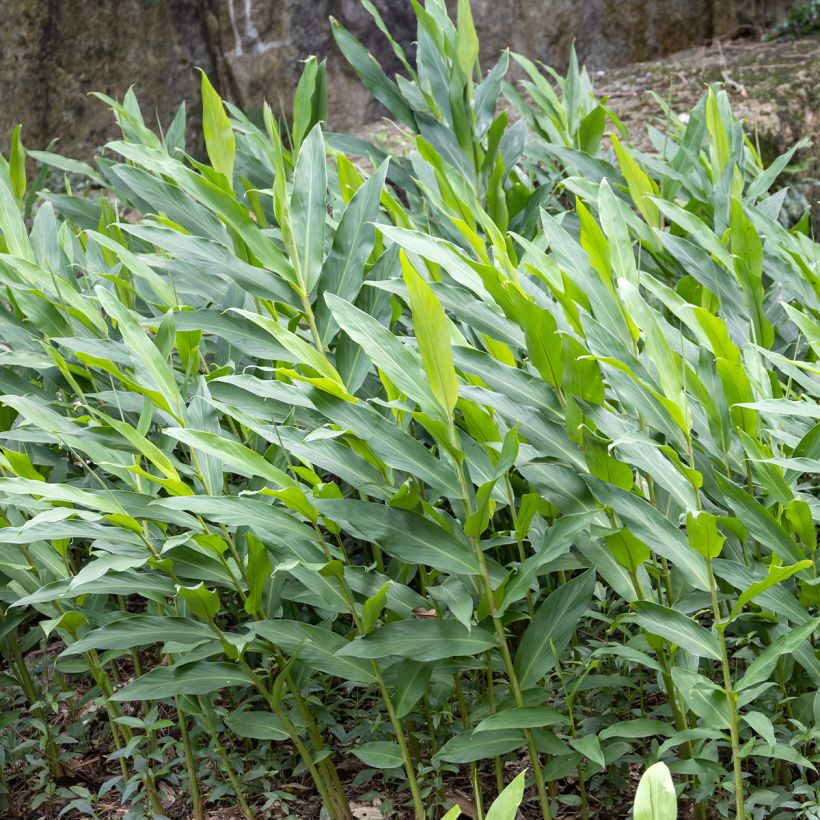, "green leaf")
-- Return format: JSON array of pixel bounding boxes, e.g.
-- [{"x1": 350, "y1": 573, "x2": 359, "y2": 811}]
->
[
  {"x1": 598, "y1": 179, "x2": 637, "y2": 285},
  {"x1": 632, "y1": 602, "x2": 721, "y2": 660},
  {"x1": 714, "y1": 474, "x2": 805, "y2": 565},
  {"x1": 569, "y1": 733, "x2": 605, "y2": 768},
  {"x1": 585, "y1": 478, "x2": 711, "y2": 591},
  {"x1": 727, "y1": 558, "x2": 812, "y2": 625},
  {"x1": 164, "y1": 427, "x2": 297, "y2": 490},
  {"x1": 736, "y1": 617, "x2": 820, "y2": 691},
  {"x1": 59, "y1": 616, "x2": 213, "y2": 657},
  {"x1": 605, "y1": 529, "x2": 650, "y2": 573},
  {"x1": 291, "y1": 125, "x2": 327, "y2": 293},
  {"x1": 317, "y1": 160, "x2": 389, "y2": 340},
  {"x1": 393, "y1": 659, "x2": 433, "y2": 718},
  {"x1": 455, "y1": 0, "x2": 479, "y2": 79},
  {"x1": 743, "y1": 711, "x2": 775, "y2": 747},
  {"x1": 9, "y1": 124, "x2": 26, "y2": 204},
  {"x1": 486, "y1": 771, "x2": 526, "y2": 820},
  {"x1": 705, "y1": 87, "x2": 730, "y2": 175},
  {"x1": 200, "y1": 70, "x2": 235, "y2": 185},
  {"x1": 330, "y1": 17, "x2": 416, "y2": 129},
  {"x1": 312, "y1": 498, "x2": 480, "y2": 576},
  {"x1": 244, "y1": 534, "x2": 271, "y2": 616},
  {"x1": 225, "y1": 710, "x2": 291, "y2": 741},
  {"x1": 111, "y1": 662, "x2": 251, "y2": 701},
  {"x1": 176, "y1": 582, "x2": 220, "y2": 622},
  {"x1": 361, "y1": 582, "x2": 390, "y2": 635},
  {"x1": 230, "y1": 307, "x2": 345, "y2": 388},
  {"x1": 401, "y1": 252, "x2": 459, "y2": 419},
  {"x1": 350, "y1": 741, "x2": 403, "y2": 769},
  {"x1": 514, "y1": 569, "x2": 595, "y2": 688},
  {"x1": 687, "y1": 512, "x2": 725, "y2": 560},
  {"x1": 633, "y1": 761, "x2": 677, "y2": 820},
  {"x1": 324, "y1": 293, "x2": 438, "y2": 411},
  {"x1": 671, "y1": 667, "x2": 729, "y2": 728},
  {"x1": 251, "y1": 620, "x2": 375, "y2": 684},
  {"x1": 339, "y1": 619, "x2": 496, "y2": 662},
  {"x1": 474, "y1": 706, "x2": 568, "y2": 733},
  {"x1": 599, "y1": 719, "x2": 673, "y2": 740},
  {"x1": 95, "y1": 286, "x2": 183, "y2": 417},
  {"x1": 434, "y1": 728, "x2": 524, "y2": 764},
  {"x1": 0, "y1": 170, "x2": 34, "y2": 261},
  {"x1": 610, "y1": 133, "x2": 659, "y2": 228}
]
